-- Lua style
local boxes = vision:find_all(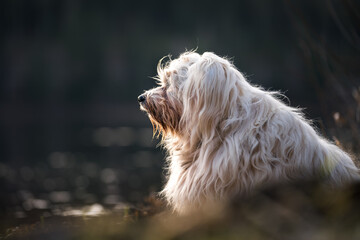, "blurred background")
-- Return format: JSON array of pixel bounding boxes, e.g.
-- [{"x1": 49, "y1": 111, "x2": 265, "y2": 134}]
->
[{"x1": 0, "y1": 0, "x2": 359, "y2": 230}]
